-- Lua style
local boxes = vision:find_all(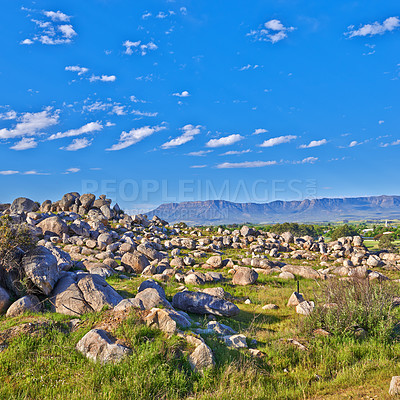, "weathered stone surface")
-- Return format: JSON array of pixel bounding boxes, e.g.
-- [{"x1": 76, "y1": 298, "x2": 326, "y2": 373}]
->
[
  {"x1": 70, "y1": 220, "x2": 91, "y2": 237},
  {"x1": 22, "y1": 246, "x2": 60, "y2": 295},
  {"x1": 37, "y1": 216, "x2": 68, "y2": 237},
  {"x1": 188, "y1": 343, "x2": 215, "y2": 372},
  {"x1": 172, "y1": 291, "x2": 239, "y2": 317},
  {"x1": 281, "y1": 264, "x2": 323, "y2": 280},
  {"x1": 0, "y1": 286, "x2": 11, "y2": 314},
  {"x1": 114, "y1": 298, "x2": 144, "y2": 312},
  {"x1": 79, "y1": 193, "x2": 96, "y2": 209},
  {"x1": 145, "y1": 307, "x2": 191, "y2": 333},
  {"x1": 296, "y1": 301, "x2": 315, "y2": 316},
  {"x1": 206, "y1": 255, "x2": 222, "y2": 269},
  {"x1": 185, "y1": 272, "x2": 206, "y2": 285},
  {"x1": 6, "y1": 295, "x2": 41, "y2": 317},
  {"x1": 207, "y1": 321, "x2": 236, "y2": 335},
  {"x1": 76, "y1": 329, "x2": 131, "y2": 364},
  {"x1": 10, "y1": 197, "x2": 38, "y2": 214},
  {"x1": 135, "y1": 288, "x2": 172, "y2": 310},
  {"x1": 222, "y1": 334, "x2": 248, "y2": 348},
  {"x1": 389, "y1": 376, "x2": 400, "y2": 396},
  {"x1": 121, "y1": 252, "x2": 149, "y2": 273},
  {"x1": 137, "y1": 279, "x2": 166, "y2": 299},
  {"x1": 232, "y1": 267, "x2": 258, "y2": 286},
  {"x1": 262, "y1": 303, "x2": 279, "y2": 310},
  {"x1": 281, "y1": 231, "x2": 294, "y2": 243},
  {"x1": 50, "y1": 273, "x2": 123, "y2": 315},
  {"x1": 137, "y1": 243, "x2": 163, "y2": 261},
  {"x1": 287, "y1": 292, "x2": 305, "y2": 307}
]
